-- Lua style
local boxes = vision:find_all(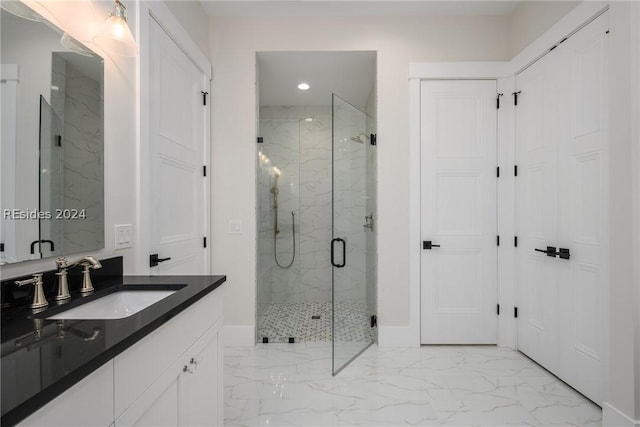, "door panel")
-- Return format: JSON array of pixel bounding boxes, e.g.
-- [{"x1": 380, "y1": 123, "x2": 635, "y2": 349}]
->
[
  {"x1": 149, "y1": 17, "x2": 206, "y2": 275},
  {"x1": 420, "y1": 80, "x2": 497, "y2": 344},
  {"x1": 557, "y1": 13, "x2": 608, "y2": 404},
  {"x1": 516, "y1": 12, "x2": 608, "y2": 404}
]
